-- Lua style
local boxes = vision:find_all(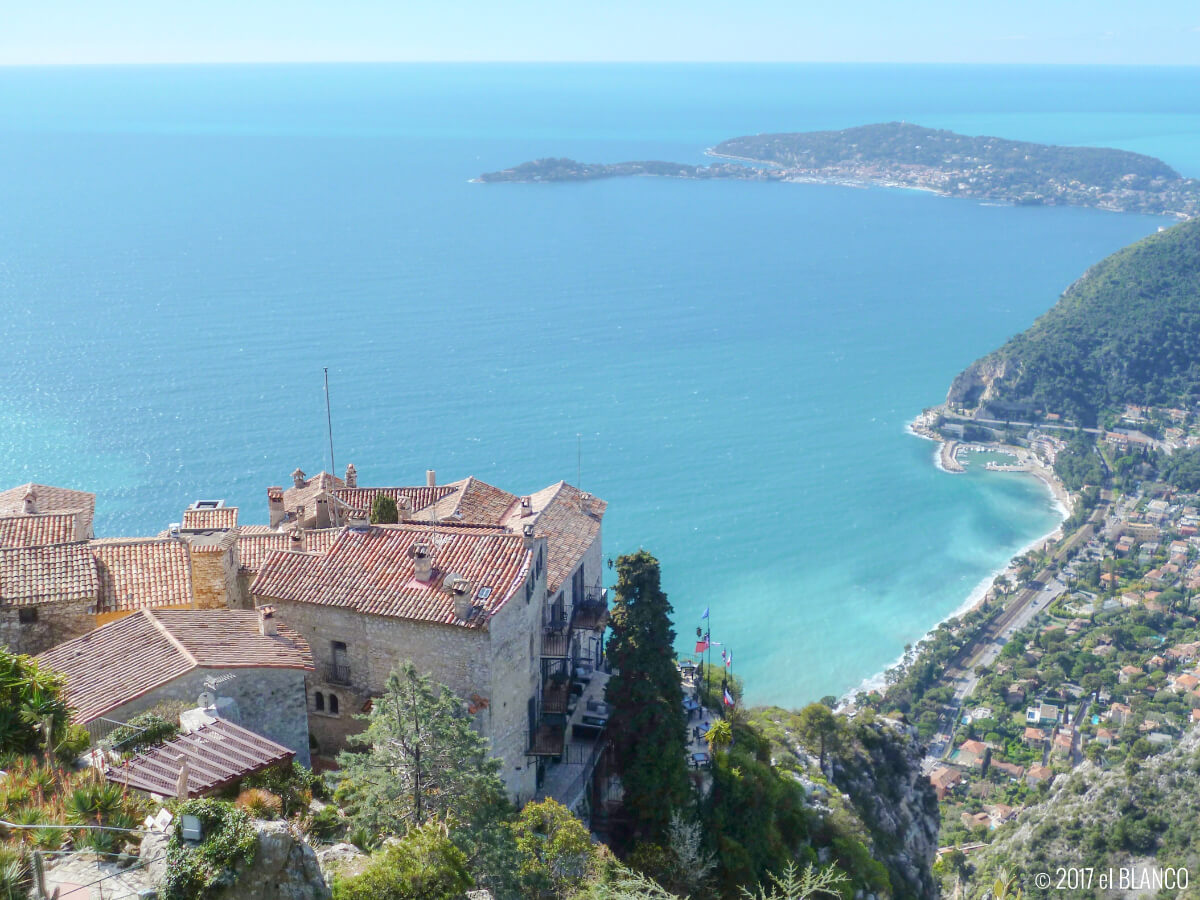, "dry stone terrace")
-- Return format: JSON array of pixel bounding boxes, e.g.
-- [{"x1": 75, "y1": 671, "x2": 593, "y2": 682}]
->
[{"x1": 0, "y1": 465, "x2": 610, "y2": 812}]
